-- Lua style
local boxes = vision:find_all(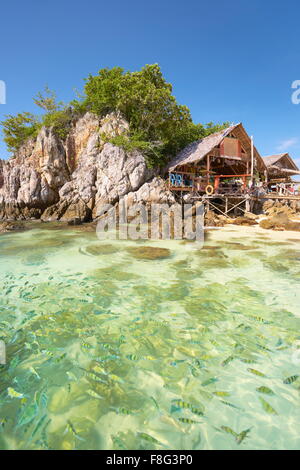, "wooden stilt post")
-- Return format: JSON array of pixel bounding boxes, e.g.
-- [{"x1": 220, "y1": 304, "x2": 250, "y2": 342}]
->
[
  {"x1": 225, "y1": 197, "x2": 228, "y2": 214},
  {"x1": 251, "y1": 136, "x2": 254, "y2": 185},
  {"x1": 207, "y1": 155, "x2": 210, "y2": 185},
  {"x1": 245, "y1": 195, "x2": 250, "y2": 213}
]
